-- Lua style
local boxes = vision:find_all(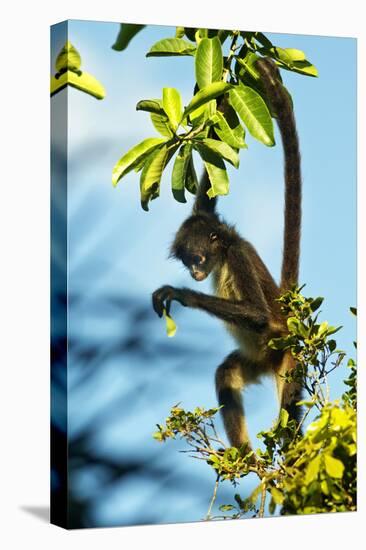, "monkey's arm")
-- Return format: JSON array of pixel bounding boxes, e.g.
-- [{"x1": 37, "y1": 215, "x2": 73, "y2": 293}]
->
[
  {"x1": 153, "y1": 243, "x2": 272, "y2": 332},
  {"x1": 152, "y1": 285, "x2": 268, "y2": 332}
]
